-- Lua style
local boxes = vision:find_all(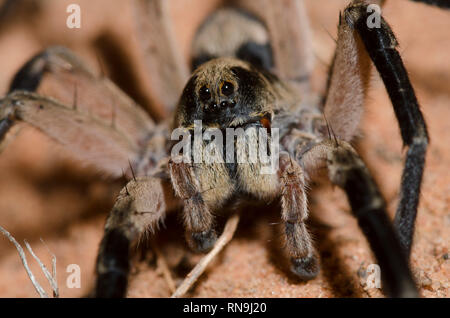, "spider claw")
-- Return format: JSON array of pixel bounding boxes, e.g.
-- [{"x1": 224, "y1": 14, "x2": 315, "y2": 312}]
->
[
  {"x1": 290, "y1": 255, "x2": 320, "y2": 281},
  {"x1": 95, "y1": 271, "x2": 128, "y2": 298},
  {"x1": 188, "y1": 230, "x2": 217, "y2": 253}
]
